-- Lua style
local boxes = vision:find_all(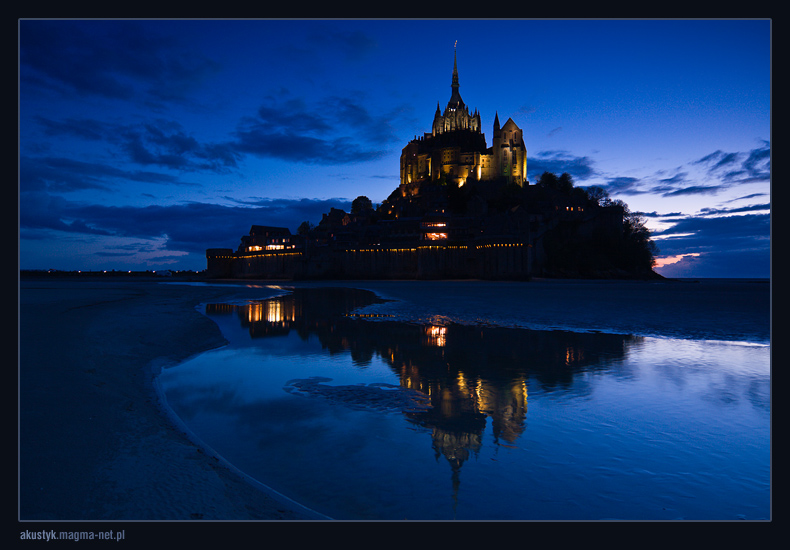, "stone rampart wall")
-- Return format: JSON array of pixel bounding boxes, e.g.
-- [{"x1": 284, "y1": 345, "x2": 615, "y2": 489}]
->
[{"x1": 207, "y1": 242, "x2": 534, "y2": 280}]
